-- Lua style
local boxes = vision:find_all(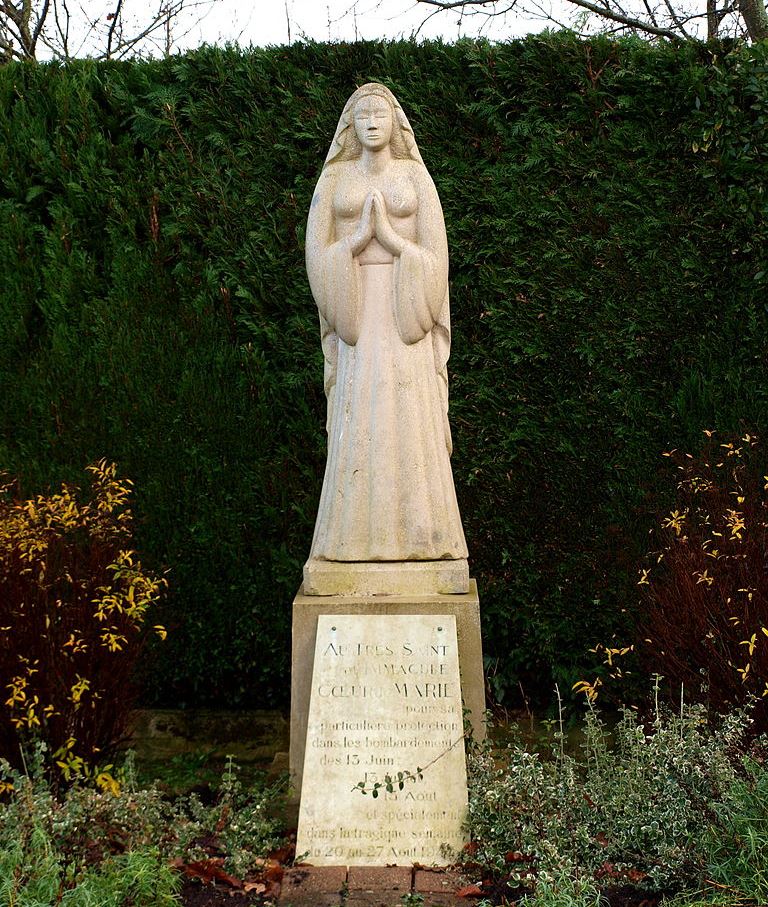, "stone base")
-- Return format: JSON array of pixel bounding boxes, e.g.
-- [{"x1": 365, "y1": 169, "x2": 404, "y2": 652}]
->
[
  {"x1": 289, "y1": 580, "x2": 484, "y2": 802},
  {"x1": 303, "y1": 558, "x2": 469, "y2": 596}
]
